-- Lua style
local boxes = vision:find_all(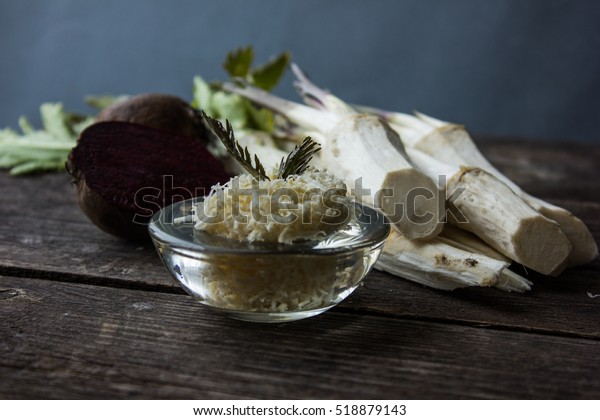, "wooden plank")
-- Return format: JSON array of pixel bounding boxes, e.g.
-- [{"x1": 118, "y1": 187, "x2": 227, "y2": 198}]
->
[
  {"x1": 1, "y1": 276, "x2": 599, "y2": 399},
  {"x1": 1, "y1": 170, "x2": 599, "y2": 339},
  {"x1": 0, "y1": 172, "x2": 177, "y2": 290},
  {"x1": 476, "y1": 137, "x2": 600, "y2": 202},
  {"x1": 352, "y1": 266, "x2": 600, "y2": 339},
  {"x1": 2, "y1": 139, "x2": 598, "y2": 285}
]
